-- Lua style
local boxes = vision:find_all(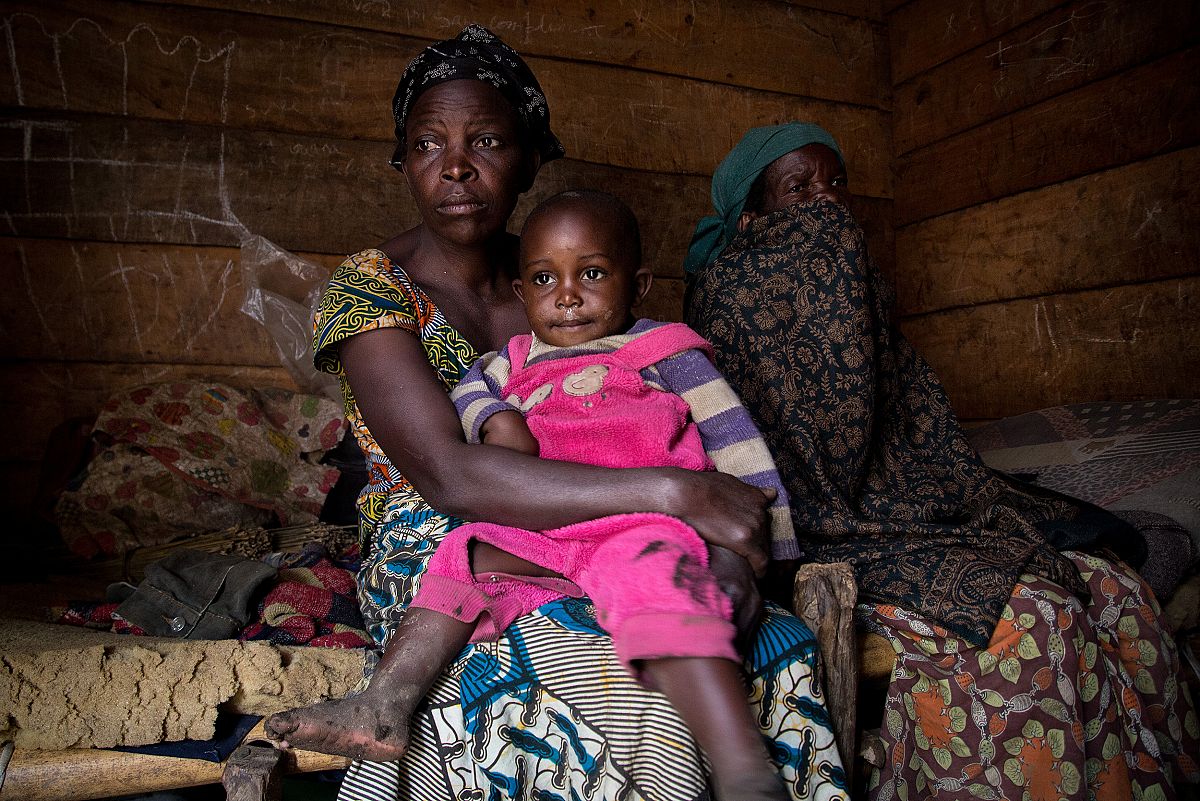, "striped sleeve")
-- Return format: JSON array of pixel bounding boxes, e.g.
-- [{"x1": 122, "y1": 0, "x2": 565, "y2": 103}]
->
[
  {"x1": 450, "y1": 347, "x2": 517, "y2": 443},
  {"x1": 655, "y1": 348, "x2": 798, "y2": 560}
]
